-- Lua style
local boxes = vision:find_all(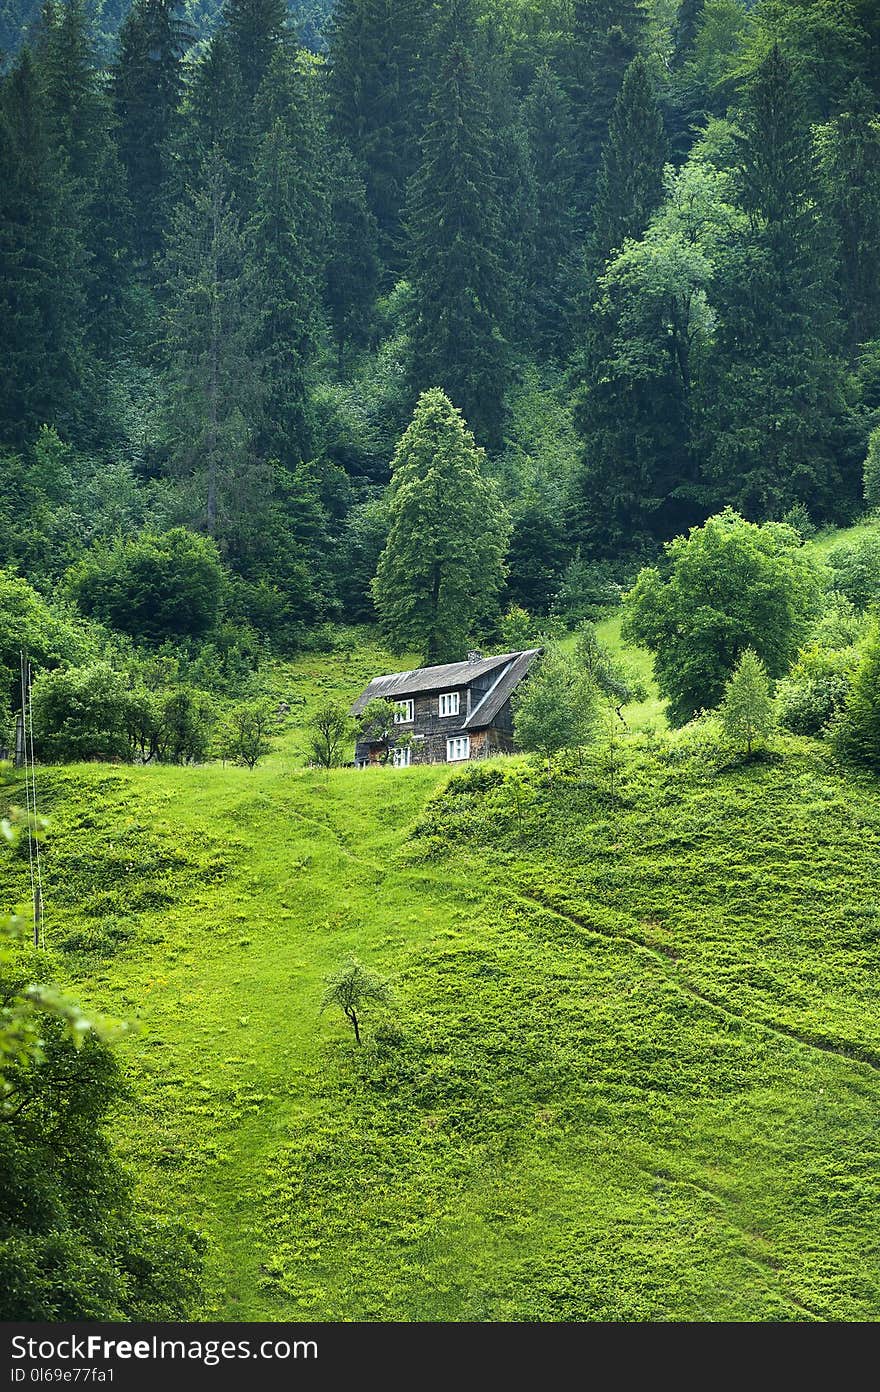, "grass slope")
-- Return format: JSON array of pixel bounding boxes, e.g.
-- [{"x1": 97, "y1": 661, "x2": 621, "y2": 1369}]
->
[{"x1": 3, "y1": 635, "x2": 880, "y2": 1320}]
